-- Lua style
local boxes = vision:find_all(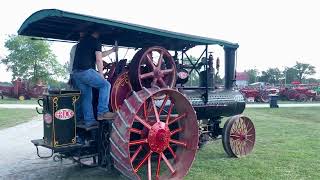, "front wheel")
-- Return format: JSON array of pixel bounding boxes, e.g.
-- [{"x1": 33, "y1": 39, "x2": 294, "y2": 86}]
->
[{"x1": 222, "y1": 115, "x2": 255, "y2": 158}]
